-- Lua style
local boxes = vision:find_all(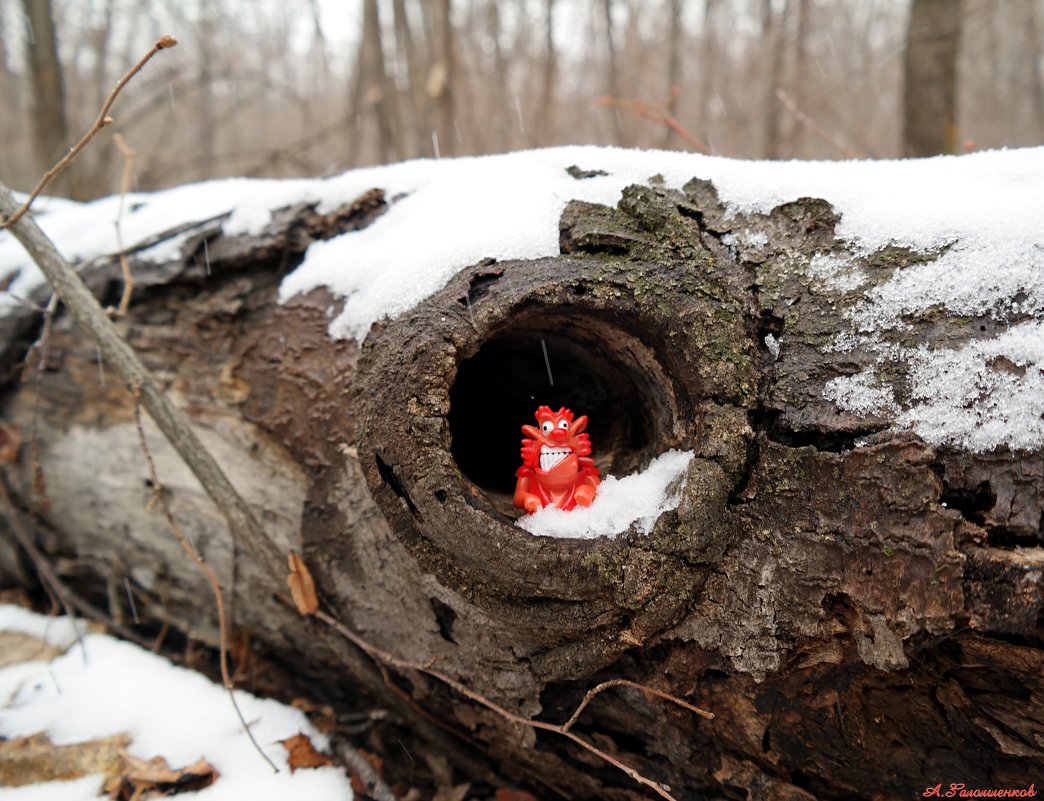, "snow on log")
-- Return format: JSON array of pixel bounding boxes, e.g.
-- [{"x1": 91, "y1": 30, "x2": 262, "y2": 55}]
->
[{"x1": 0, "y1": 146, "x2": 1041, "y2": 799}]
